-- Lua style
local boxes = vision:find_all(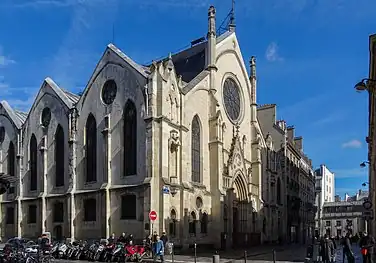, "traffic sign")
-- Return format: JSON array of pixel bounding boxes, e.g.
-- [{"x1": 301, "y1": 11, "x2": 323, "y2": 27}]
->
[
  {"x1": 363, "y1": 200, "x2": 373, "y2": 210},
  {"x1": 162, "y1": 185, "x2": 170, "y2": 194},
  {"x1": 149, "y1": 210, "x2": 157, "y2": 221}
]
